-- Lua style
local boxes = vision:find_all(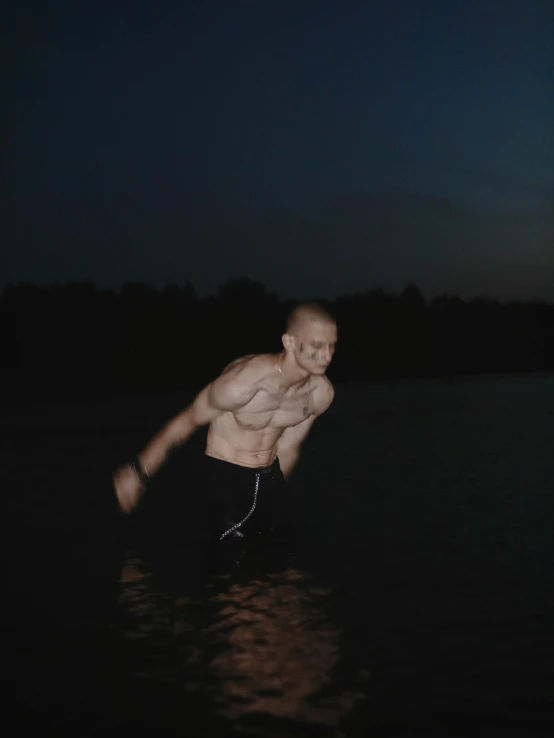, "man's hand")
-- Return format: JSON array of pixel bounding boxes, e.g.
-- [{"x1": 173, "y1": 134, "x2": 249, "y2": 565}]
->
[
  {"x1": 113, "y1": 463, "x2": 146, "y2": 513},
  {"x1": 111, "y1": 357, "x2": 262, "y2": 513}
]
